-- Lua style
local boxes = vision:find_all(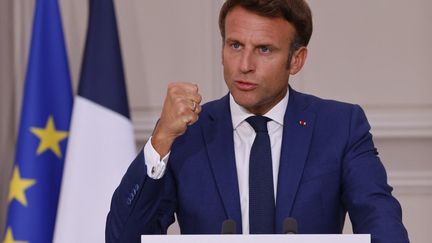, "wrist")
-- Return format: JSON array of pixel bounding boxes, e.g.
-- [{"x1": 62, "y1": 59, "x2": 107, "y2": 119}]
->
[{"x1": 151, "y1": 128, "x2": 175, "y2": 158}]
